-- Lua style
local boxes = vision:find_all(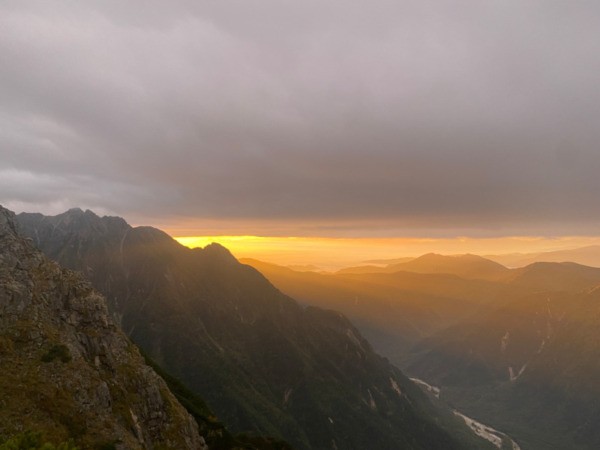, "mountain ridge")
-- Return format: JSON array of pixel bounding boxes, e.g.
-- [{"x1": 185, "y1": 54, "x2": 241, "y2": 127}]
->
[
  {"x1": 17, "y1": 208, "x2": 482, "y2": 450},
  {"x1": 485, "y1": 245, "x2": 600, "y2": 268},
  {"x1": 0, "y1": 205, "x2": 206, "y2": 449},
  {"x1": 336, "y1": 253, "x2": 509, "y2": 281}
]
